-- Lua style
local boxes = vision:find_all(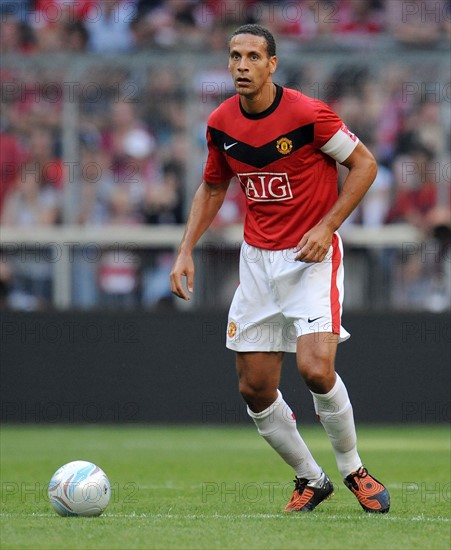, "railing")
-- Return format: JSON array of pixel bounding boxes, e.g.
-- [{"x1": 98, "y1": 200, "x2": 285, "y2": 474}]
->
[{"x1": 0, "y1": 223, "x2": 422, "y2": 309}]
